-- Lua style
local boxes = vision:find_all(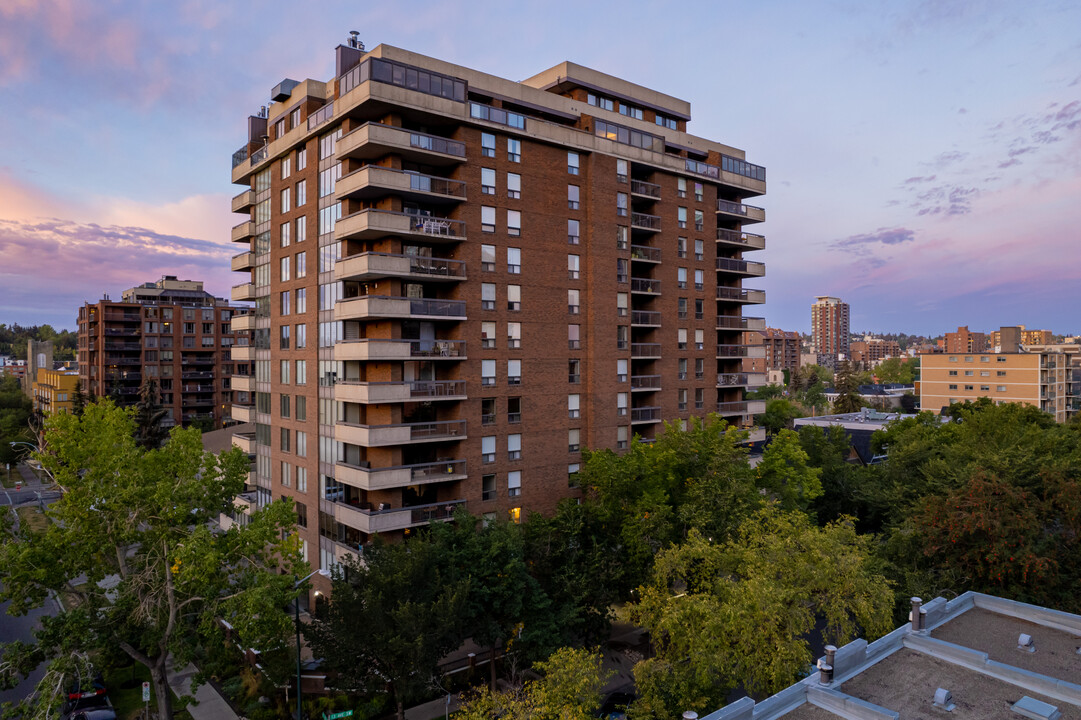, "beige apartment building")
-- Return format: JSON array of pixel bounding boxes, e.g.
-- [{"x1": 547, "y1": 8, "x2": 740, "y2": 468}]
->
[
  {"x1": 228, "y1": 38, "x2": 767, "y2": 585},
  {"x1": 920, "y1": 345, "x2": 1079, "y2": 422}
]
